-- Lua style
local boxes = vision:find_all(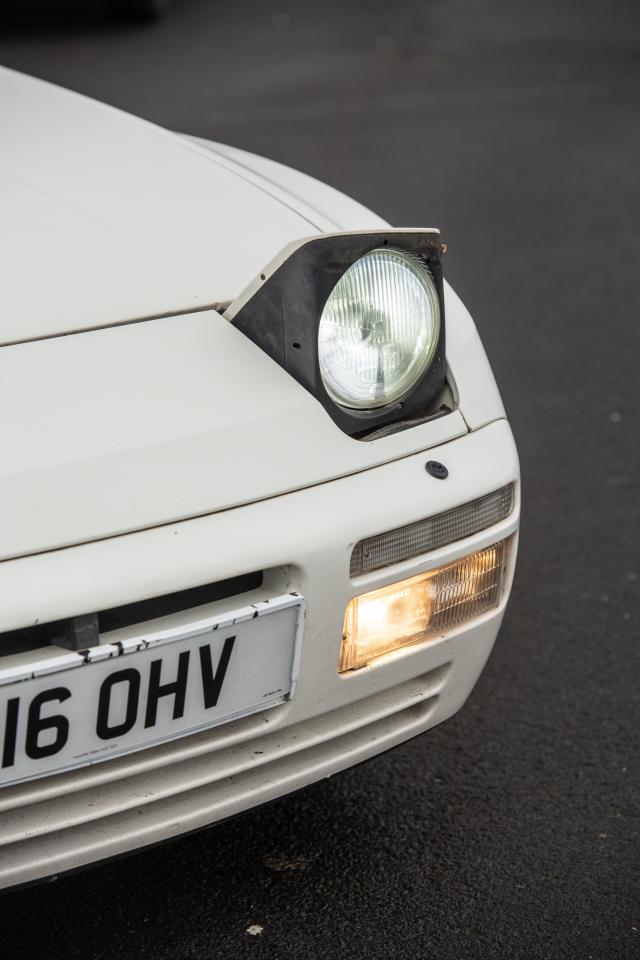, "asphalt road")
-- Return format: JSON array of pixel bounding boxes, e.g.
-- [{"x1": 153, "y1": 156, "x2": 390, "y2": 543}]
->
[{"x1": 1, "y1": 1, "x2": 639, "y2": 957}]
